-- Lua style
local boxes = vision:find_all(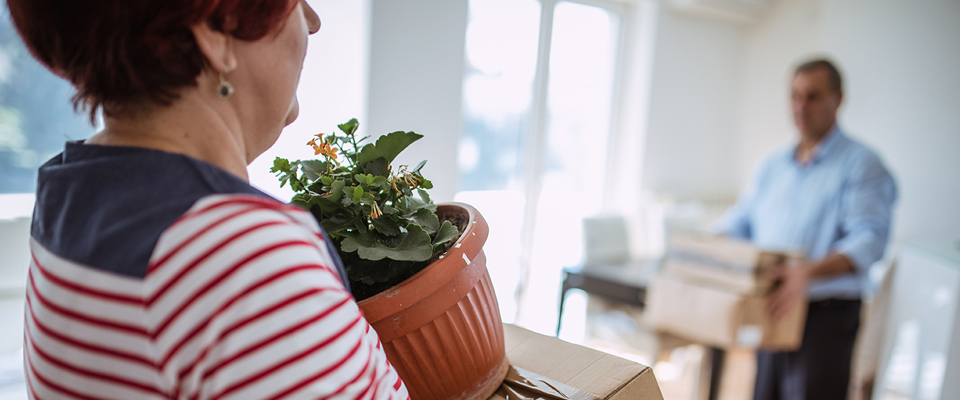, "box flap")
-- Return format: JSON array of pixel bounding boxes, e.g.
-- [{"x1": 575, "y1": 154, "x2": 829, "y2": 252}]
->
[
  {"x1": 493, "y1": 324, "x2": 663, "y2": 400},
  {"x1": 668, "y1": 234, "x2": 804, "y2": 273}
]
